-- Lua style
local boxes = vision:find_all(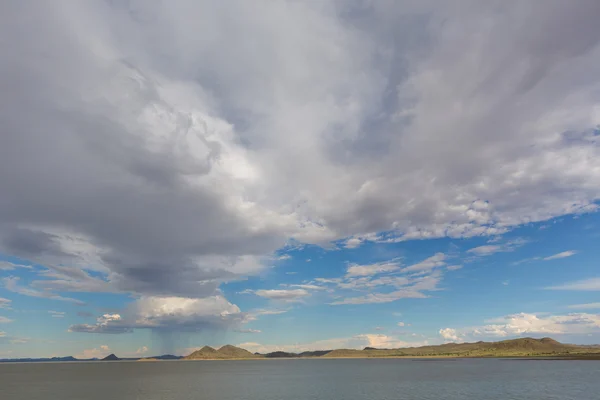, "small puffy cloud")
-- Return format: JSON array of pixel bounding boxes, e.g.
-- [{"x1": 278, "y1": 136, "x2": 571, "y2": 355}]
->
[
  {"x1": 346, "y1": 262, "x2": 401, "y2": 277},
  {"x1": 277, "y1": 254, "x2": 291, "y2": 261},
  {"x1": 397, "y1": 322, "x2": 405, "y2": 327},
  {"x1": 439, "y1": 328, "x2": 463, "y2": 343},
  {"x1": 69, "y1": 313, "x2": 129, "y2": 334},
  {"x1": 543, "y1": 250, "x2": 577, "y2": 260},
  {"x1": 546, "y1": 277, "x2": 600, "y2": 291},
  {"x1": 0, "y1": 316, "x2": 13, "y2": 323},
  {"x1": 135, "y1": 346, "x2": 149, "y2": 355}
]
